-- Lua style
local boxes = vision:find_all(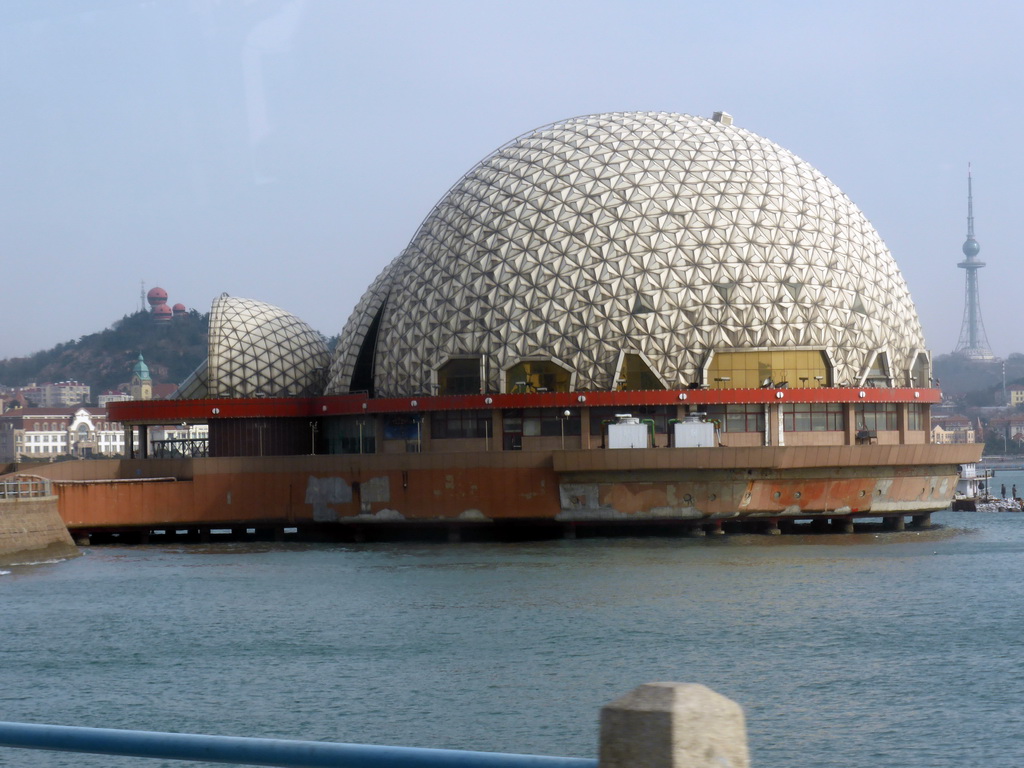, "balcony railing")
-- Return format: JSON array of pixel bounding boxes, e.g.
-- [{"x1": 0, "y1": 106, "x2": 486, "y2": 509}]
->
[{"x1": 0, "y1": 474, "x2": 52, "y2": 500}]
